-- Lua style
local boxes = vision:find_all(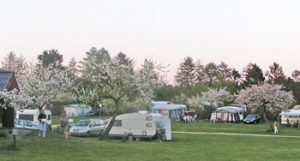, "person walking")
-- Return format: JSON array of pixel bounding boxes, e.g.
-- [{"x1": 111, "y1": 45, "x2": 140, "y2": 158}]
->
[
  {"x1": 38, "y1": 109, "x2": 47, "y2": 137},
  {"x1": 60, "y1": 110, "x2": 69, "y2": 139}
]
